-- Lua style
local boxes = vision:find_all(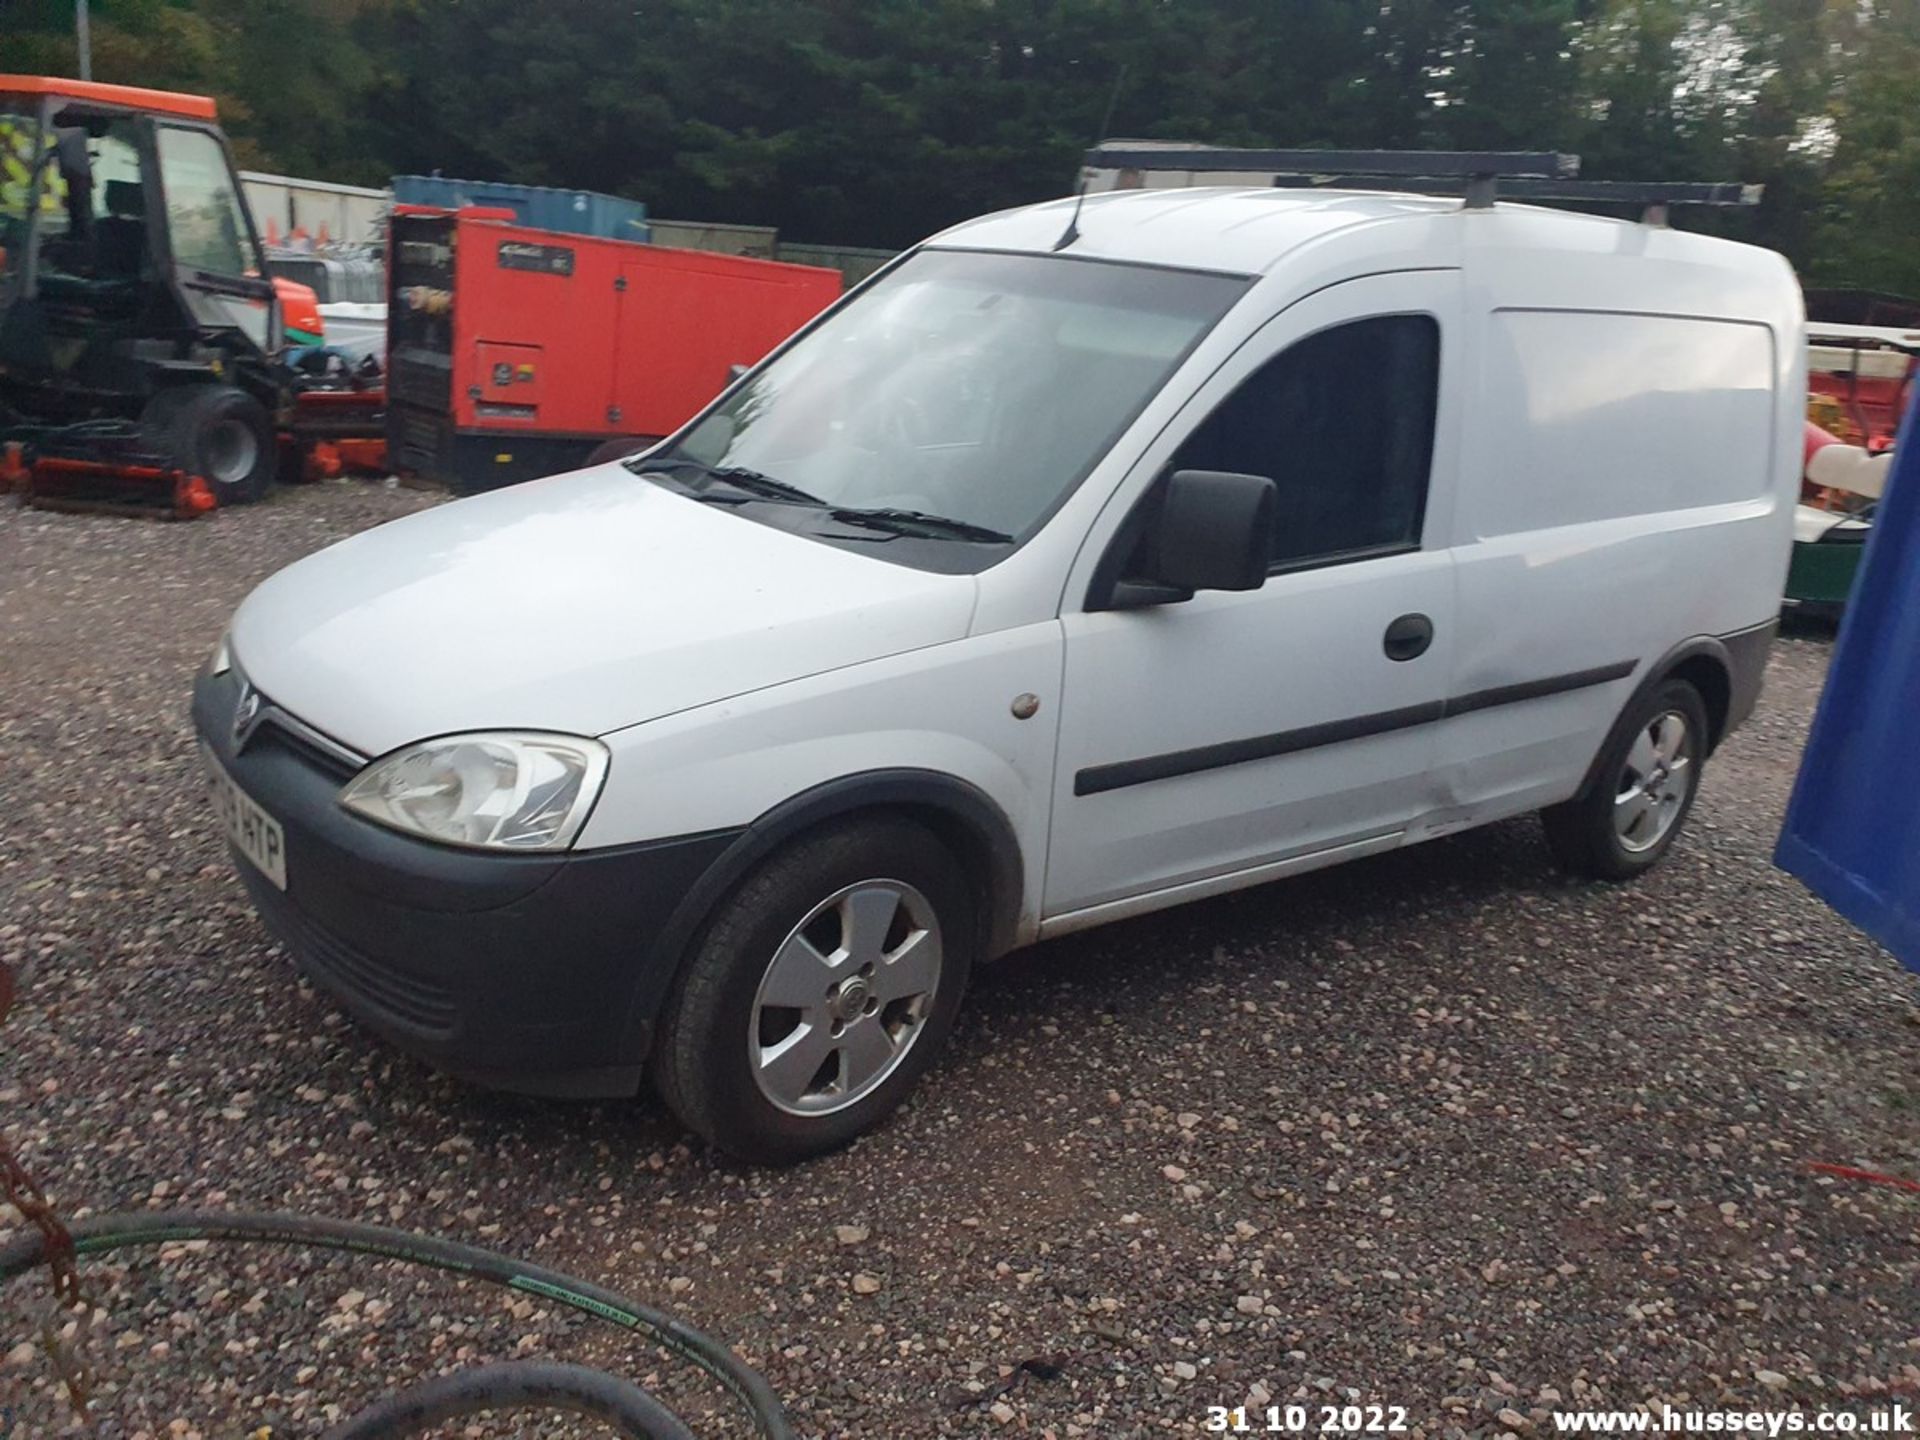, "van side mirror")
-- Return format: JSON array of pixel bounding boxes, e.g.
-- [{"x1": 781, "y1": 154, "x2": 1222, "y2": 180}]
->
[{"x1": 1111, "y1": 469, "x2": 1276, "y2": 608}]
